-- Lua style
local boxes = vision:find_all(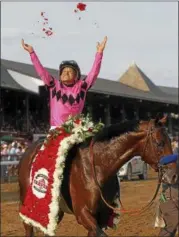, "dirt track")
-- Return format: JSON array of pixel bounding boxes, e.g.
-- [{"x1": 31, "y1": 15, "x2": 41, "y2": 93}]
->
[{"x1": 1, "y1": 171, "x2": 161, "y2": 236}]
